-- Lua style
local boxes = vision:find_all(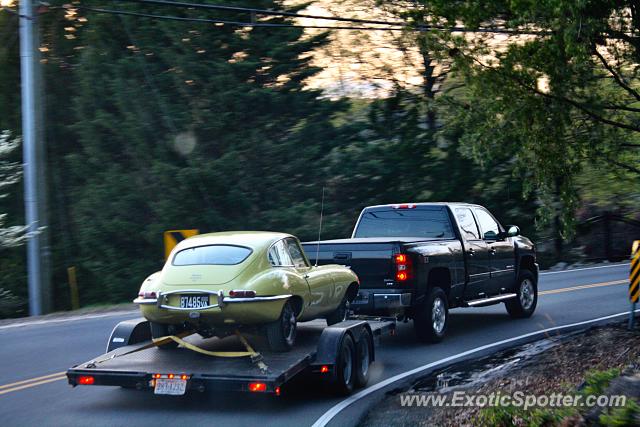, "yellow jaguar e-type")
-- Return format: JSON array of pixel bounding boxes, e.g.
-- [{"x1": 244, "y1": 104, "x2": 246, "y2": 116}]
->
[{"x1": 134, "y1": 231, "x2": 359, "y2": 351}]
